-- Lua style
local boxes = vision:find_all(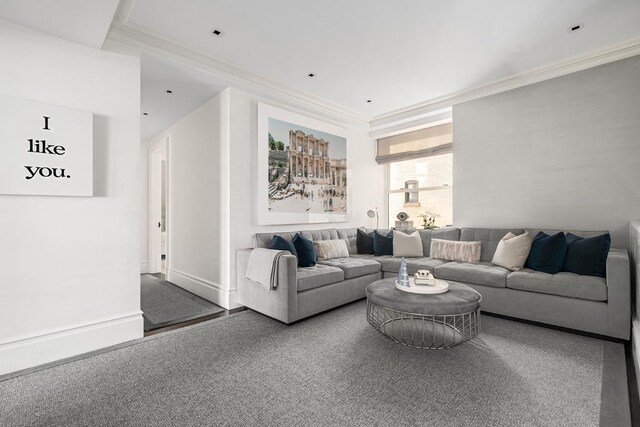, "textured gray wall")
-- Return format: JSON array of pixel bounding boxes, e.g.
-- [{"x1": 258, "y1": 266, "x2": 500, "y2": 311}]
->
[{"x1": 453, "y1": 55, "x2": 640, "y2": 249}]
